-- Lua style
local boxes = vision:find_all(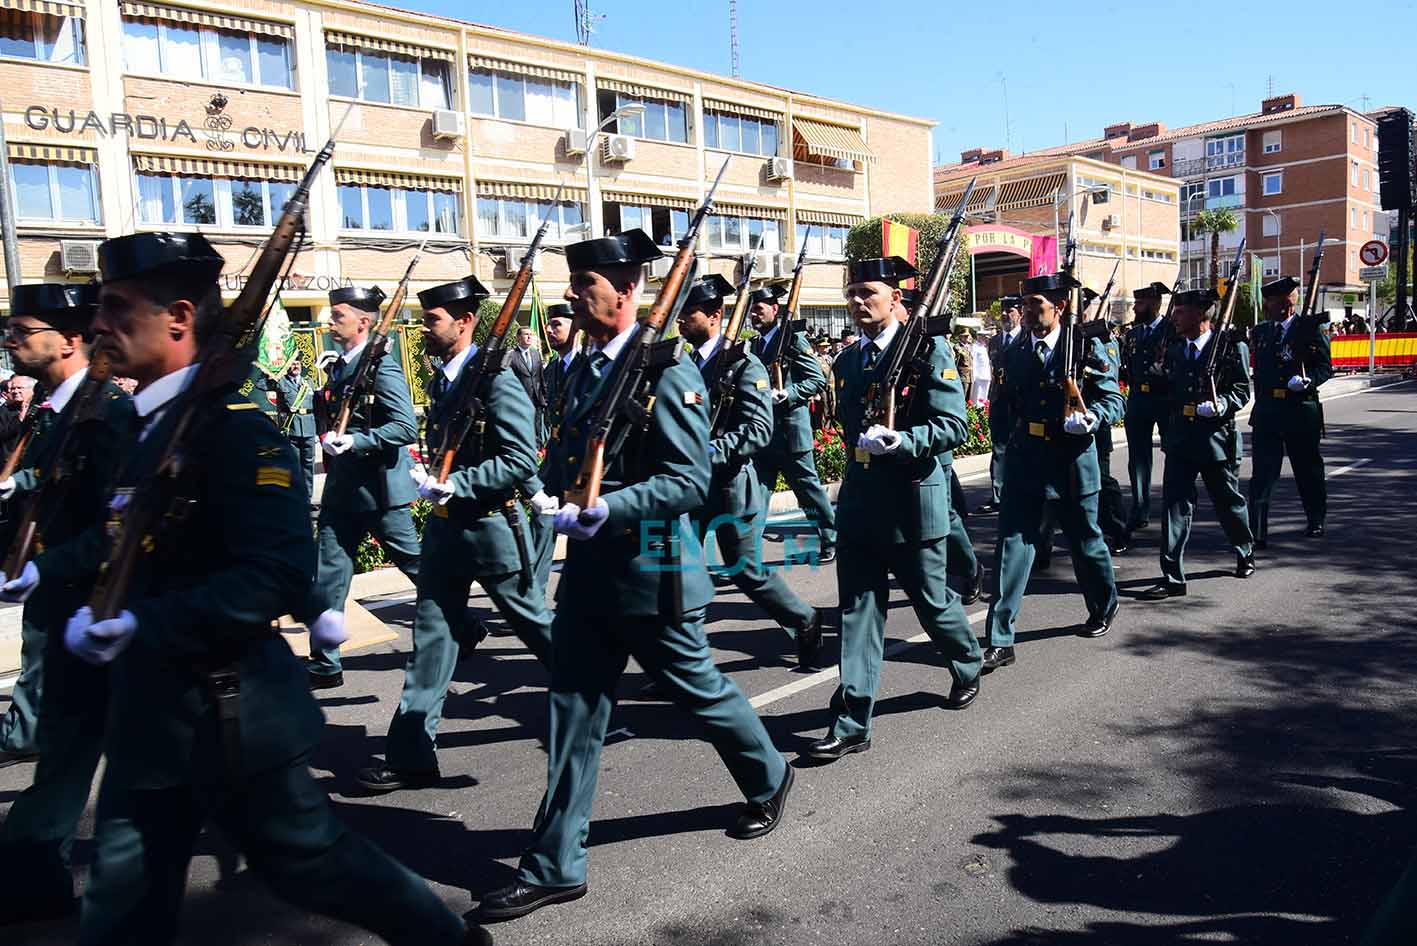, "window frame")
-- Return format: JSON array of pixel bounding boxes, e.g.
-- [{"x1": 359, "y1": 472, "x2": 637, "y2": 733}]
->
[
  {"x1": 134, "y1": 170, "x2": 301, "y2": 229},
  {"x1": 0, "y1": 11, "x2": 86, "y2": 65},
  {"x1": 1261, "y1": 171, "x2": 1283, "y2": 196},
  {"x1": 702, "y1": 109, "x2": 780, "y2": 158},
  {"x1": 467, "y1": 66, "x2": 583, "y2": 129},
  {"x1": 1147, "y1": 149, "x2": 1165, "y2": 170},
  {"x1": 325, "y1": 43, "x2": 453, "y2": 109},
  {"x1": 1262, "y1": 130, "x2": 1282, "y2": 154},
  {"x1": 705, "y1": 214, "x2": 781, "y2": 254},
  {"x1": 795, "y1": 222, "x2": 848, "y2": 261},
  {"x1": 8, "y1": 159, "x2": 102, "y2": 225},
  {"x1": 121, "y1": 16, "x2": 294, "y2": 90},
  {"x1": 475, "y1": 195, "x2": 583, "y2": 243},
  {"x1": 597, "y1": 90, "x2": 689, "y2": 144}
]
